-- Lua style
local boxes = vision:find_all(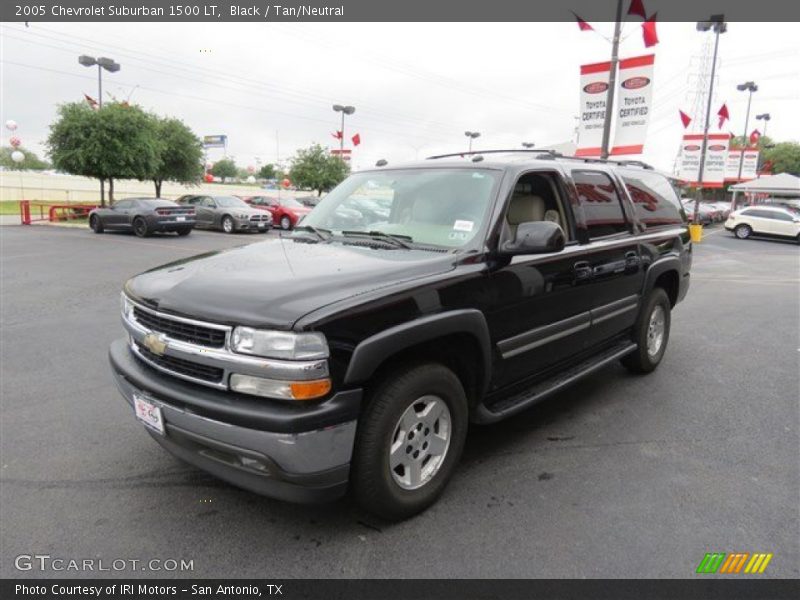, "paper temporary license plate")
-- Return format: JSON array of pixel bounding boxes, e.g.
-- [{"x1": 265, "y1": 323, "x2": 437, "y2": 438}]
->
[
  {"x1": 176, "y1": 216, "x2": 186, "y2": 222},
  {"x1": 133, "y1": 393, "x2": 165, "y2": 435}
]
